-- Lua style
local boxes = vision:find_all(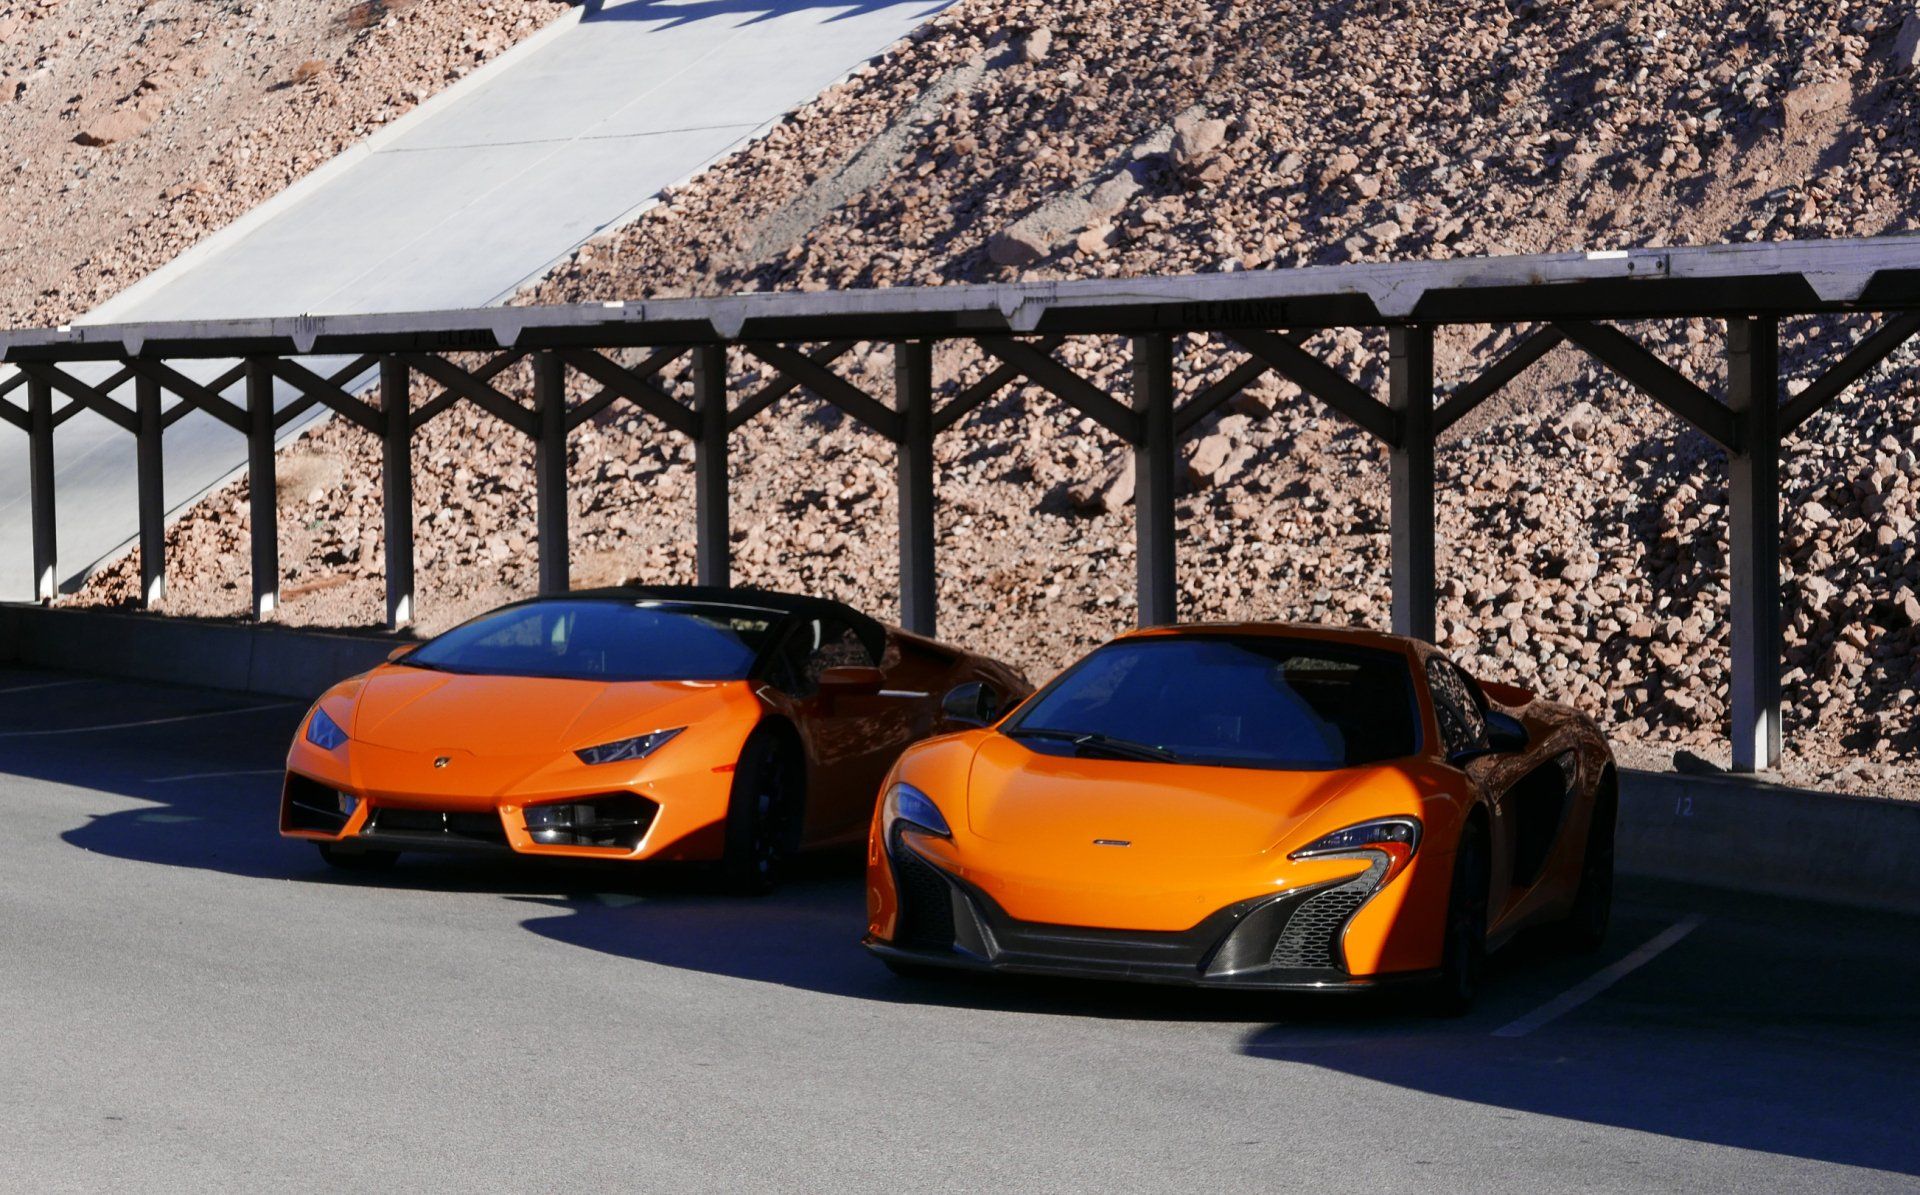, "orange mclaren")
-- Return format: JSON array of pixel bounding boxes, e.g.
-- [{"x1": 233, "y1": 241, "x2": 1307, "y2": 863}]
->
[
  {"x1": 865, "y1": 623, "x2": 1616, "y2": 1009},
  {"x1": 281, "y1": 586, "x2": 1028, "y2": 891}
]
